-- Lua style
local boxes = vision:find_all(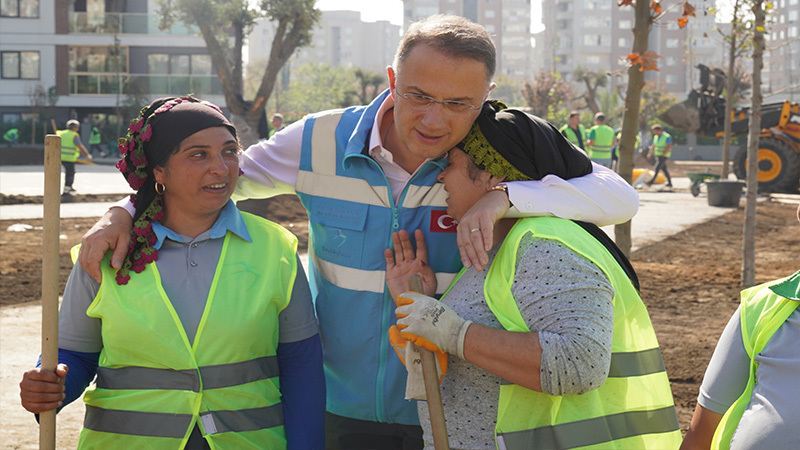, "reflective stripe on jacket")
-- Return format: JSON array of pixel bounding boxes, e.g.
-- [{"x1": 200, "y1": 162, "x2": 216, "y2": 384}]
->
[
  {"x1": 56, "y1": 129, "x2": 80, "y2": 162},
  {"x1": 711, "y1": 274, "x2": 800, "y2": 450},
  {"x1": 588, "y1": 125, "x2": 615, "y2": 159},
  {"x1": 78, "y1": 212, "x2": 297, "y2": 449},
  {"x1": 482, "y1": 217, "x2": 681, "y2": 449},
  {"x1": 295, "y1": 91, "x2": 461, "y2": 424},
  {"x1": 653, "y1": 132, "x2": 672, "y2": 158}
]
